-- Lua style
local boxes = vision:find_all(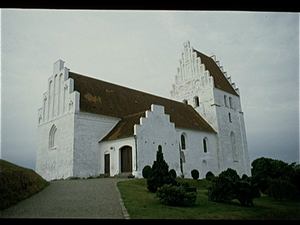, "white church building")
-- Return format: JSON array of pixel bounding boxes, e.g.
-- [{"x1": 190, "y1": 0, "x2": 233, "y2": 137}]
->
[{"x1": 36, "y1": 41, "x2": 251, "y2": 181}]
